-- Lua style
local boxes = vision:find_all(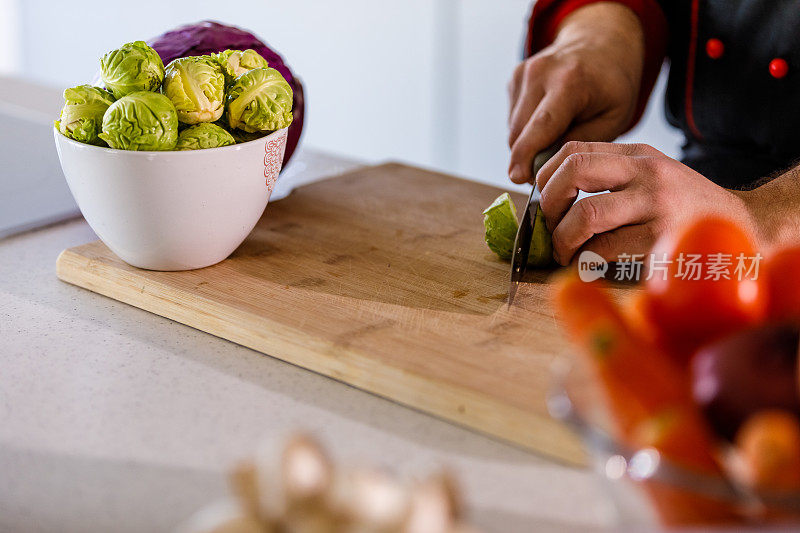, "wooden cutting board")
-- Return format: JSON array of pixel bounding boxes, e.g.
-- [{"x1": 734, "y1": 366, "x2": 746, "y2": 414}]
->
[{"x1": 56, "y1": 162, "x2": 587, "y2": 464}]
